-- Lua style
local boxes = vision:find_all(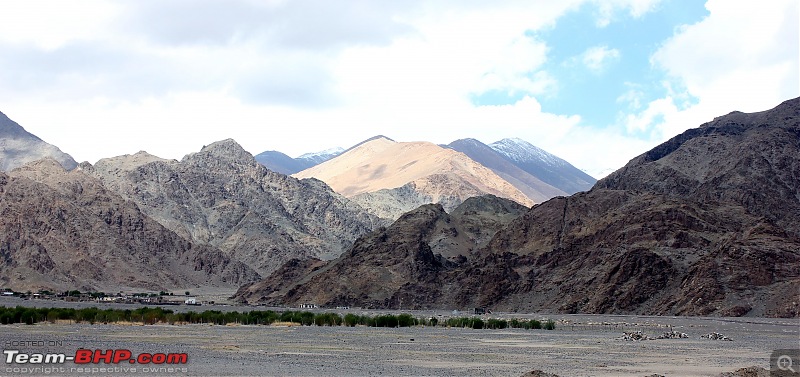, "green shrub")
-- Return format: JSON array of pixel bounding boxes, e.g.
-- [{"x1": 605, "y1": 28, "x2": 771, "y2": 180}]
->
[
  {"x1": 397, "y1": 313, "x2": 416, "y2": 327},
  {"x1": 543, "y1": 319, "x2": 556, "y2": 330},
  {"x1": 343, "y1": 313, "x2": 359, "y2": 327},
  {"x1": 374, "y1": 314, "x2": 399, "y2": 327}
]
